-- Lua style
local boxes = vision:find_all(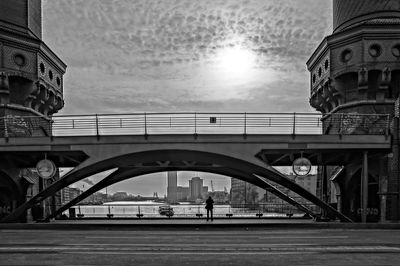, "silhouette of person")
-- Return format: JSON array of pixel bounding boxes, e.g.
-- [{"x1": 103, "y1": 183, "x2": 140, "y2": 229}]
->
[{"x1": 205, "y1": 196, "x2": 214, "y2": 221}]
